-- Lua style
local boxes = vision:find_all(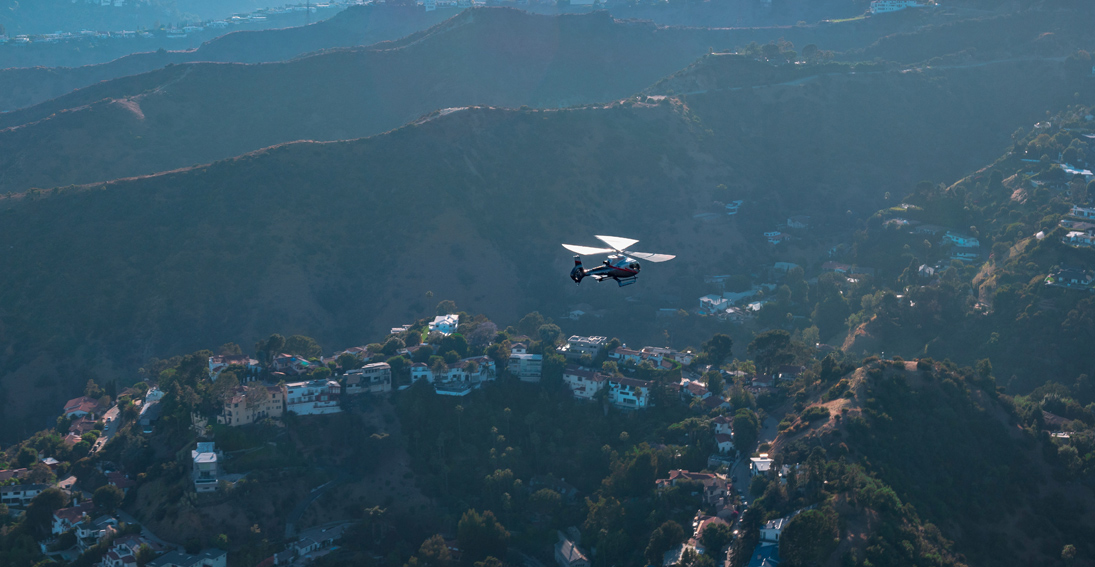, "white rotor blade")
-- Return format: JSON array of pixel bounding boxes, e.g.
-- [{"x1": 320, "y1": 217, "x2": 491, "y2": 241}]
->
[
  {"x1": 595, "y1": 235, "x2": 639, "y2": 251},
  {"x1": 563, "y1": 244, "x2": 615, "y2": 255},
  {"x1": 629, "y1": 252, "x2": 675, "y2": 263}
]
